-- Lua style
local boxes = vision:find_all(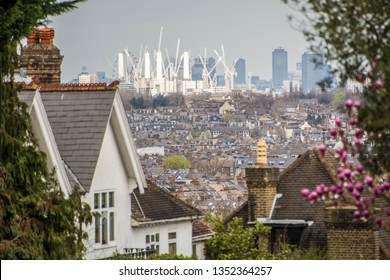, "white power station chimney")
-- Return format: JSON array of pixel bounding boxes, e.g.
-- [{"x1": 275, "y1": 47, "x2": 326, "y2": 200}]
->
[
  {"x1": 117, "y1": 52, "x2": 124, "y2": 80},
  {"x1": 144, "y1": 51, "x2": 151, "y2": 79}
]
